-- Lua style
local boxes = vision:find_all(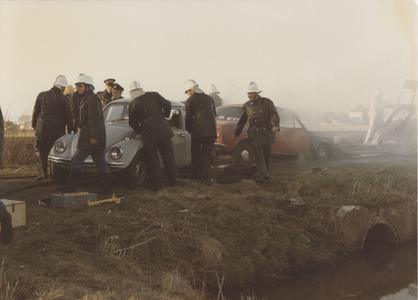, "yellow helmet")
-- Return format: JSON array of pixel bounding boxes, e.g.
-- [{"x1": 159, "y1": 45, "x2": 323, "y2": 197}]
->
[{"x1": 63, "y1": 85, "x2": 74, "y2": 95}]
